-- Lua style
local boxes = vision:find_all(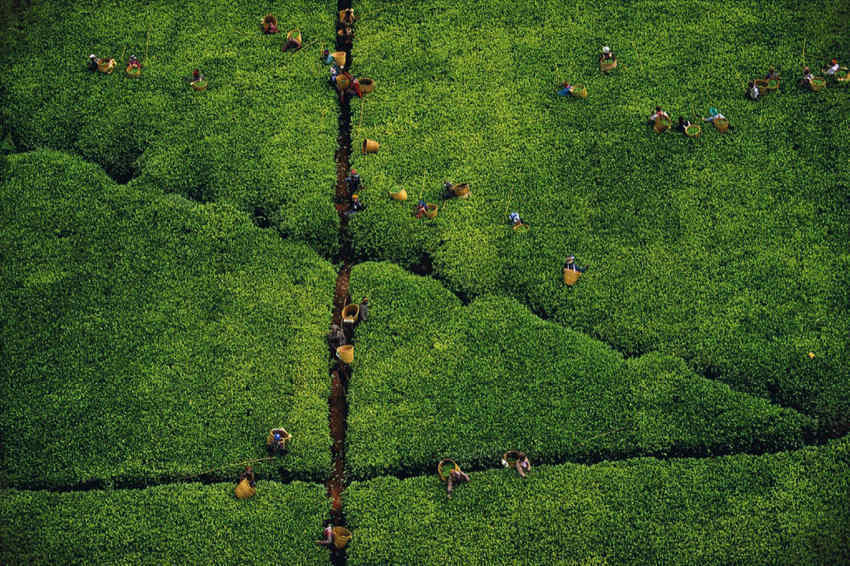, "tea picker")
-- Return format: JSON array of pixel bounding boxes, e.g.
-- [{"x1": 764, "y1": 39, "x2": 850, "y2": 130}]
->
[
  {"x1": 316, "y1": 520, "x2": 352, "y2": 550},
  {"x1": 746, "y1": 81, "x2": 760, "y2": 100},
  {"x1": 358, "y1": 297, "x2": 369, "y2": 323},
  {"x1": 267, "y1": 428, "x2": 292, "y2": 454},
  {"x1": 345, "y1": 168, "x2": 361, "y2": 193},
  {"x1": 599, "y1": 45, "x2": 617, "y2": 72},
  {"x1": 564, "y1": 255, "x2": 587, "y2": 273},
  {"x1": 234, "y1": 466, "x2": 257, "y2": 499},
  {"x1": 701, "y1": 107, "x2": 732, "y2": 132},
  {"x1": 563, "y1": 254, "x2": 587, "y2": 286},
  {"x1": 648, "y1": 106, "x2": 671, "y2": 131},
  {"x1": 675, "y1": 116, "x2": 693, "y2": 133},
  {"x1": 823, "y1": 58, "x2": 840, "y2": 76},
  {"x1": 327, "y1": 323, "x2": 346, "y2": 354},
  {"x1": 502, "y1": 450, "x2": 532, "y2": 478},
  {"x1": 438, "y1": 459, "x2": 470, "y2": 499},
  {"x1": 344, "y1": 194, "x2": 366, "y2": 218},
  {"x1": 509, "y1": 212, "x2": 527, "y2": 230},
  {"x1": 87, "y1": 54, "x2": 98, "y2": 72},
  {"x1": 261, "y1": 14, "x2": 279, "y2": 34}
]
